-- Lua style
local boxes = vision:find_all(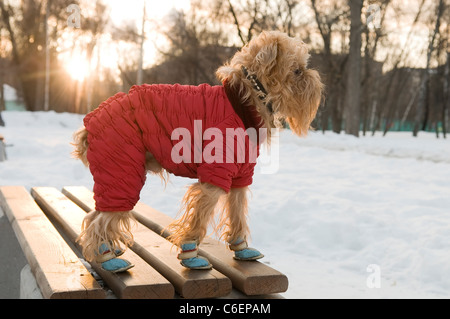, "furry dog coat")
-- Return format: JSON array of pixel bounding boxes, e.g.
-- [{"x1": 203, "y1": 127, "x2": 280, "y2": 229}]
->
[{"x1": 83, "y1": 82, "x2": 264, "y2": 212}]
